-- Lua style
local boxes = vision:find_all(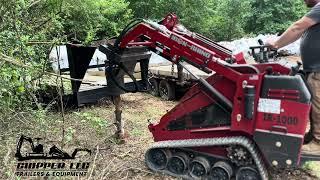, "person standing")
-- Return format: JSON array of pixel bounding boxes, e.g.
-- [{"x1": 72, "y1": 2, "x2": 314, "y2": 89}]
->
[{"x1": 267, "y1": 0, "x2": 320, "y2": 154}]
